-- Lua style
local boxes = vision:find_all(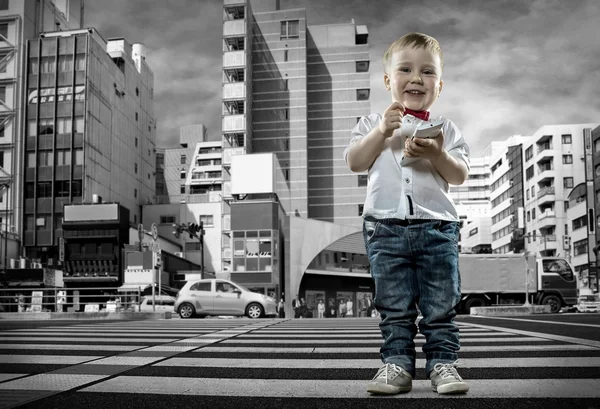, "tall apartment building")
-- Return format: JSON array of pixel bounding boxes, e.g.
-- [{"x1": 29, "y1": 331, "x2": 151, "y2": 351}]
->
[
  {"x1": 489, "y1": 135, "x2": 529, "y2": 254},
  {"x1": 144, "y1": 124, "x2": 223, "y2": 275},
  {"x1": 23, "y1": 29, "x2": 156, "y2": 265},
  {"x1": 523, "y1": 124, "x2": 598, "y2": 260},
  {"x1": 220, "y1": 0, "x2": 370, "y2": 281},
  {"x1": 1, "y1": 0, "x2": 83, "y2": 268}
]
